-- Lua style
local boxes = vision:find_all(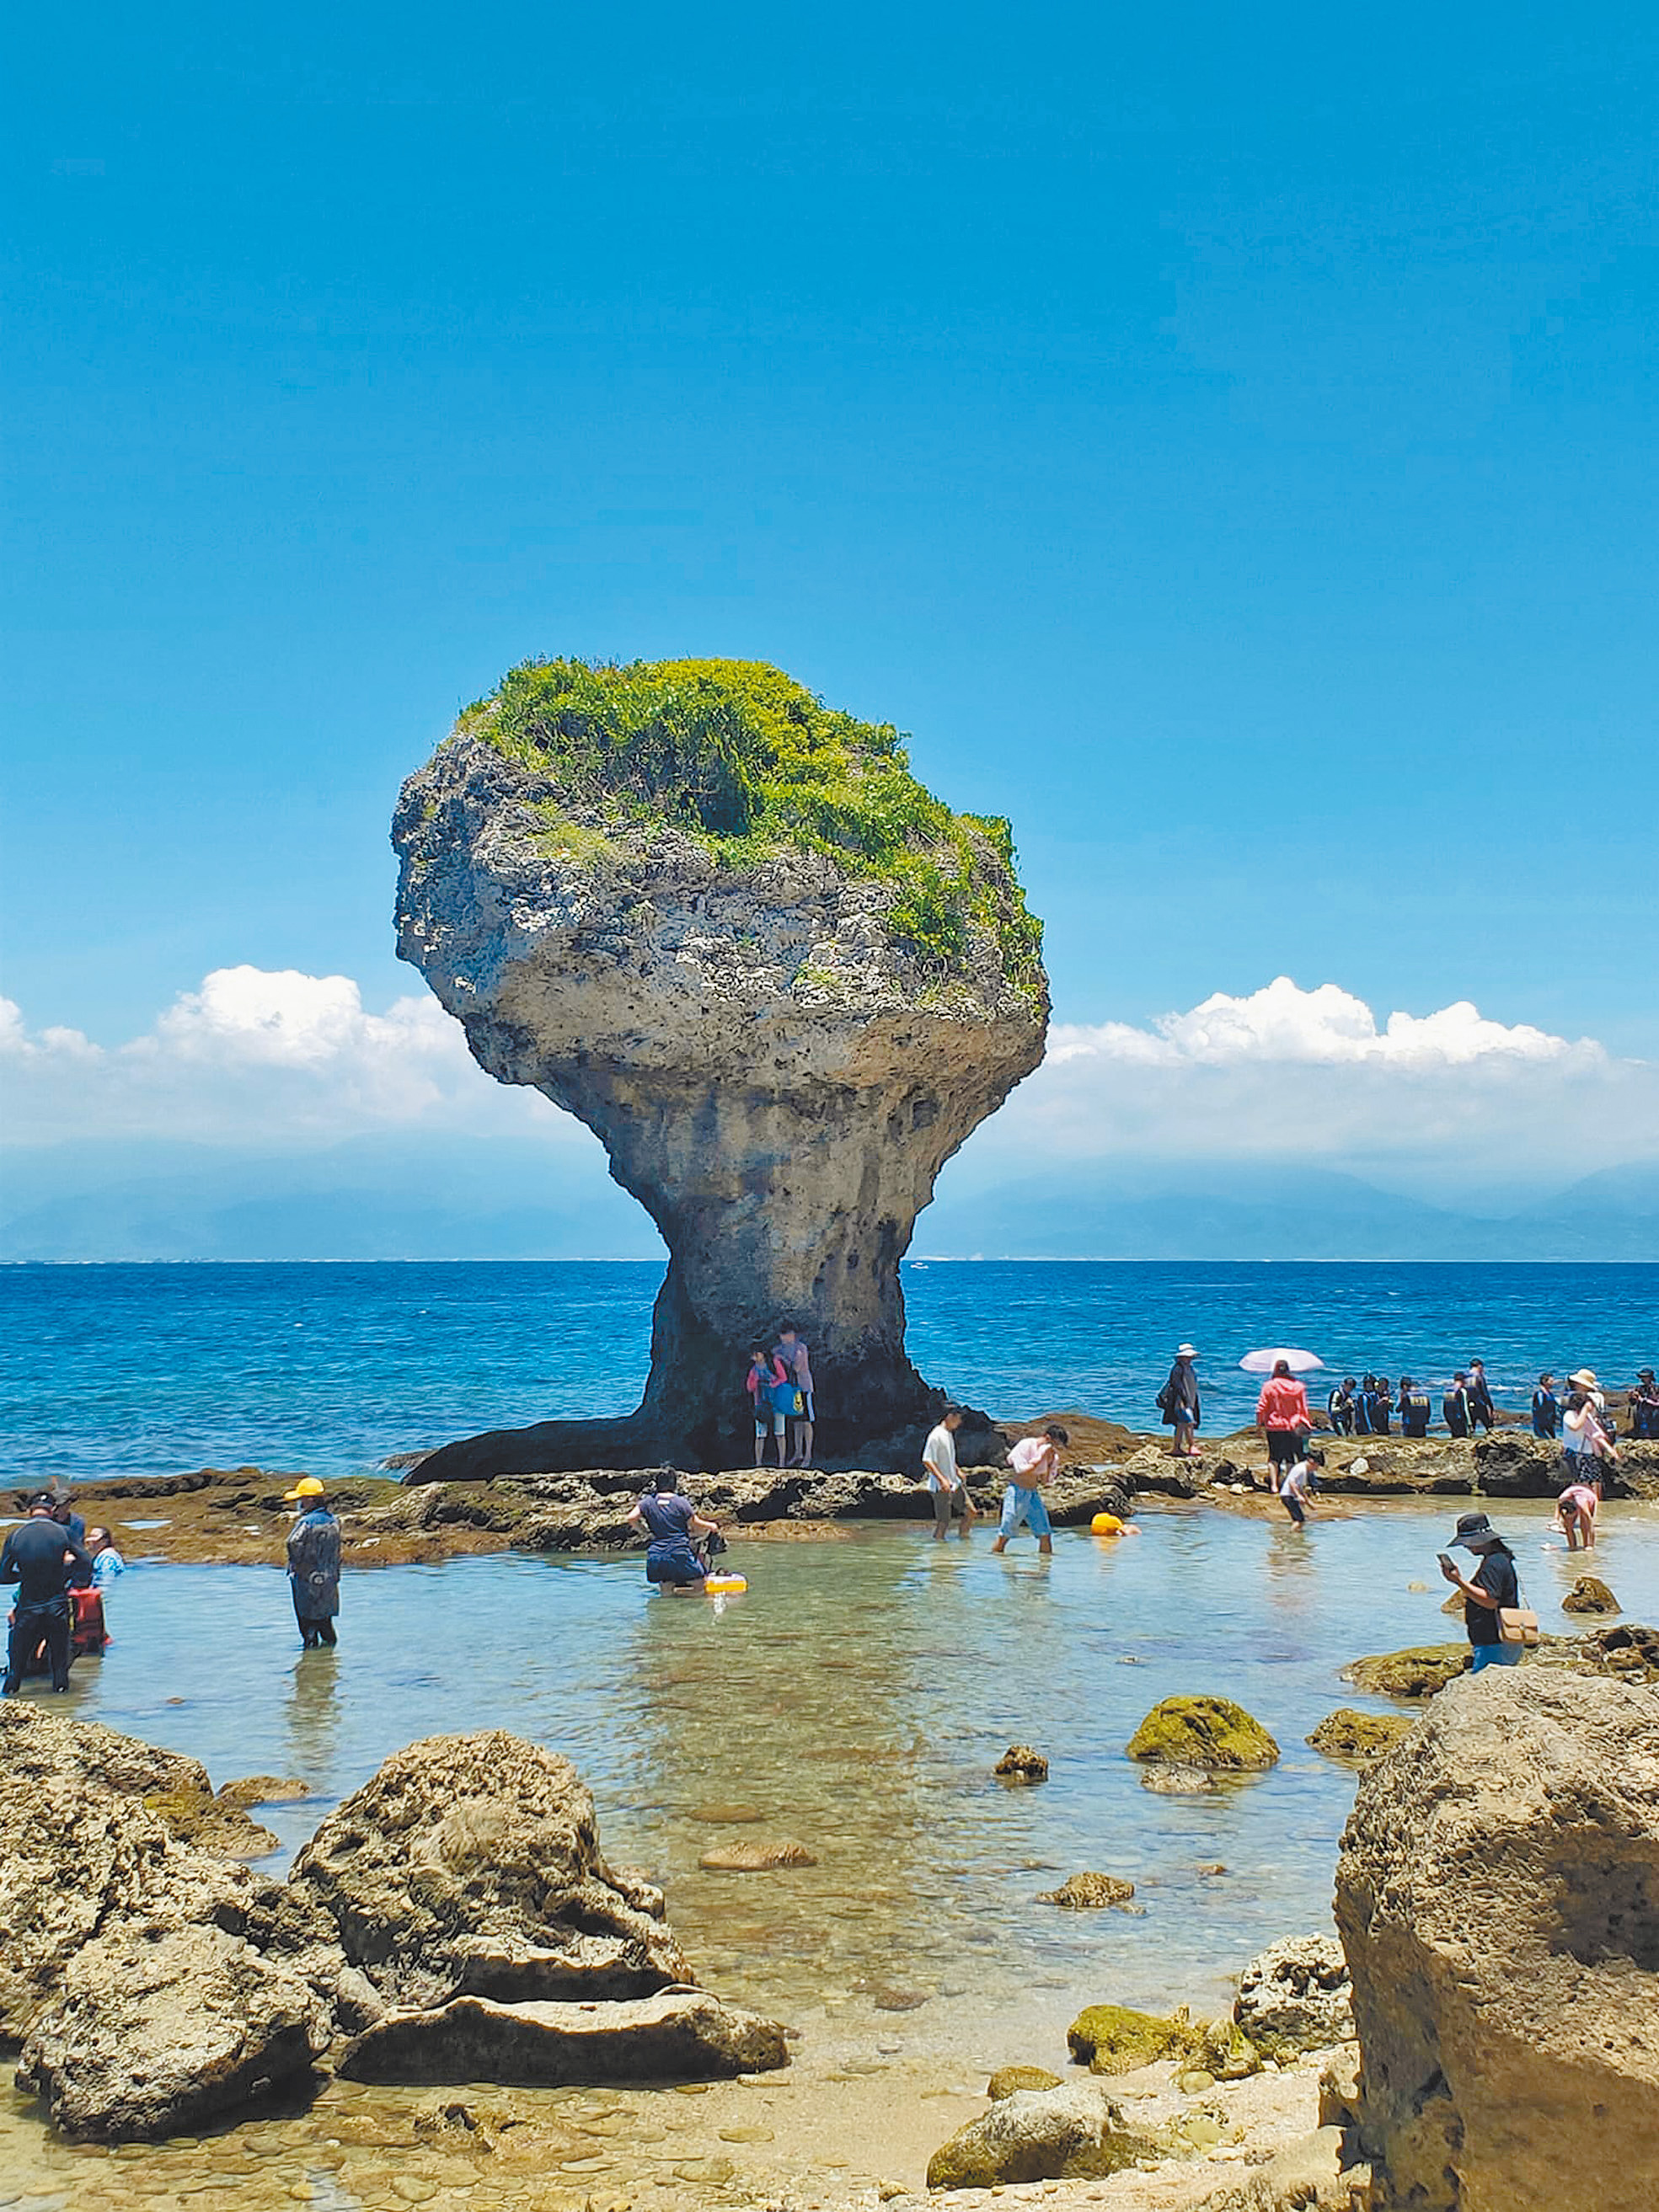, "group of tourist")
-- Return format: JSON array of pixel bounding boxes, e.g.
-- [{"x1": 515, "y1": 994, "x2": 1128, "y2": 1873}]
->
[
  {"x1": 0, "y1": 1486, "x2": 124, "y2": 1696},
  {"x1": 745, "y1": 1323, "x2": 816, "y2": 1467}
]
